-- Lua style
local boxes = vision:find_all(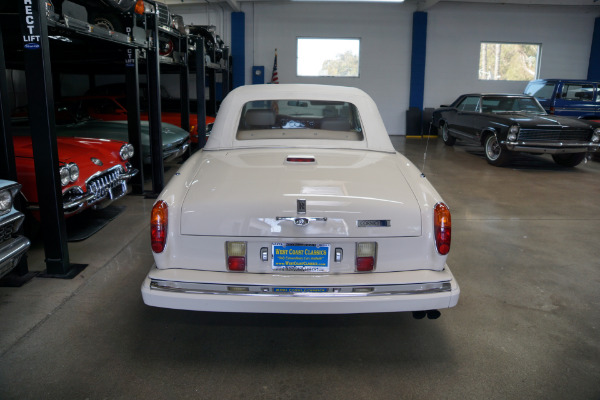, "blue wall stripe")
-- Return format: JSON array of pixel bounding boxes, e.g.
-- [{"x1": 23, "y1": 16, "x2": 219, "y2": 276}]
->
[
  {"x1": 588, "y1": 17, "x2": 600, "y2": 81},
  {"x1": 231, "y1": 12, "x2": 245, "y2": 88},
  {"x1": 409, "y1": 11, "x2": 427, "y2": 110}
]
